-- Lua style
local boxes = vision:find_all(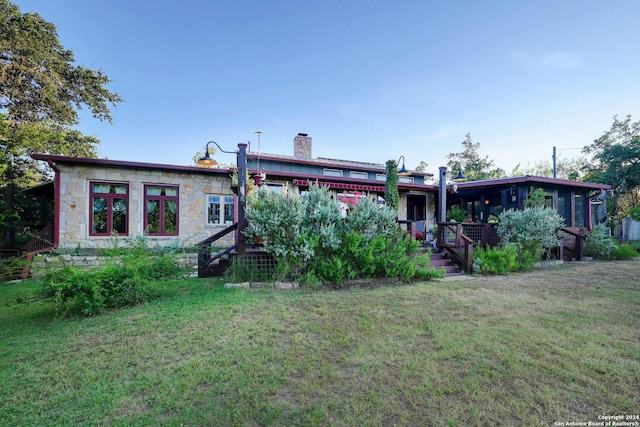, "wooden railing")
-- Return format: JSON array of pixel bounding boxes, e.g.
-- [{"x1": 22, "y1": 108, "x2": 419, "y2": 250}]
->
[
  {"x1": 459, "y1": 222, "x2": 500, "y2": 248},
  {"x1": 197, "y1": 222, "x2": 238, "y2": 278},
  {"x1": 21, "y1": 224, "x2": 54, "y2": 253},
  {"x1": 557, "y1": 227, "x2": 588, "y2": 261},
  {"x1": 437, "y1": 222, "x2": 475, "y2": 273}
]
